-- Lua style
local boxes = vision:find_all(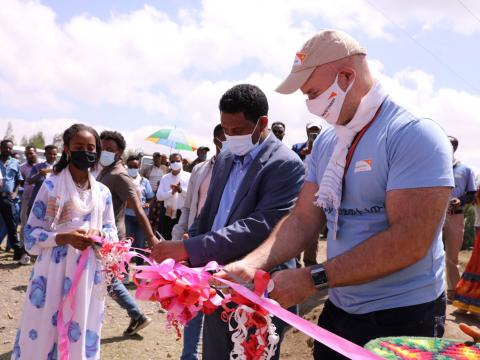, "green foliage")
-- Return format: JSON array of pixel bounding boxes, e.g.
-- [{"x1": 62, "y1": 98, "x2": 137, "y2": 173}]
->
[
  {"x1": 25, "y1": 132, "x2": 46, "y2": 149},
  {"x1": 463, "y1": 204, "x2": 475, "y2": 249}
]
